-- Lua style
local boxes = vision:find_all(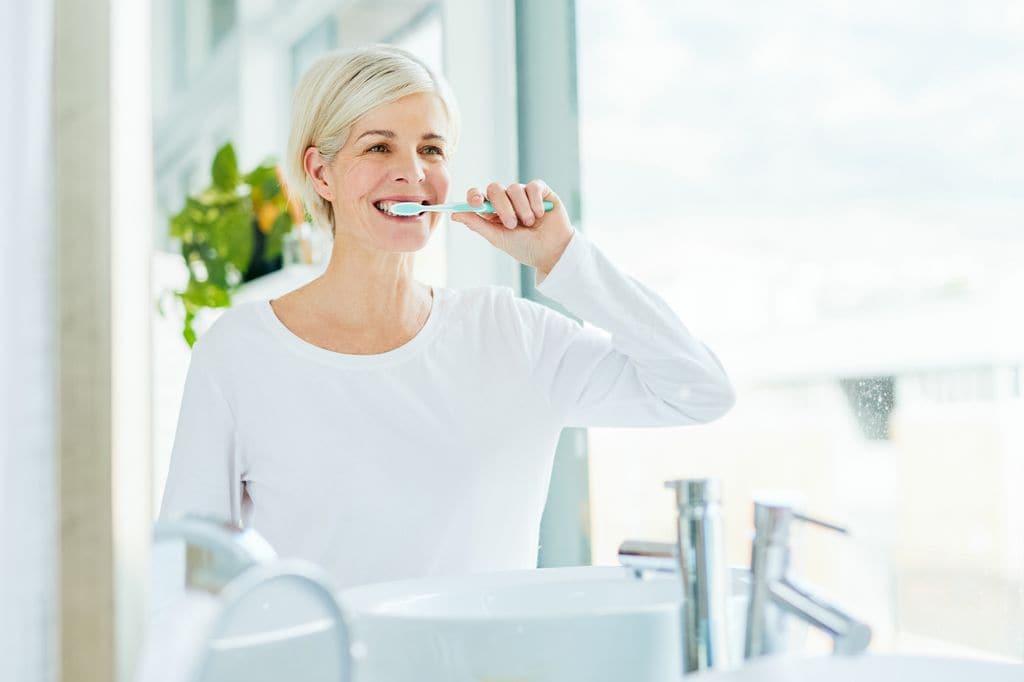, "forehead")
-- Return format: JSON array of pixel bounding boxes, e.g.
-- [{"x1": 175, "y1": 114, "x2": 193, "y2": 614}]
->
[{"x1": 352, "y1": 92, "x2": 449, "y2": 137}]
